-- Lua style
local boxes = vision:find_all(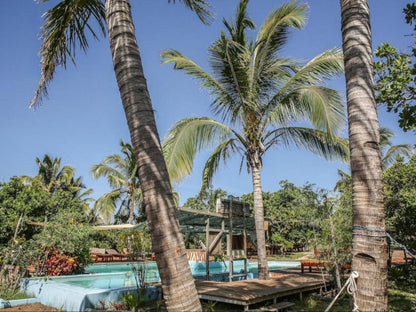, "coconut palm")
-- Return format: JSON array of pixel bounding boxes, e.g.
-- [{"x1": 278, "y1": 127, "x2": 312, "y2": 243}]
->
[
  {"x1": 379, "y1": 127, "x2": 413, "y2": 169},
  {"x1": 91, "y1": 141, "x2": 143, "y2": 225},
  {"x1": 340, "y1": 0, "x2": 388, "y2": 309},
  {"x1": 32, "y1": 0, "x2": 211, "y2": 310},
  {"x1": 335, "y1": 127, "x2": 414, "y2": 190},
  {"x1": 162, "y1": 0, "x2": 348, "y2": 280},
  {"x1": 22, "y1": 154, "x2": 76, "y2": 193}
]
